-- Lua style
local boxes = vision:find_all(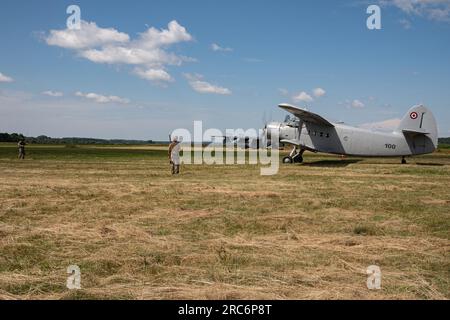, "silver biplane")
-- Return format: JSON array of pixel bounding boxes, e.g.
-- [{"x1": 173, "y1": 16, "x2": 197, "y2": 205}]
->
[{"x1": 264, "y1": 104, "x2": 438, "y2": 164}]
